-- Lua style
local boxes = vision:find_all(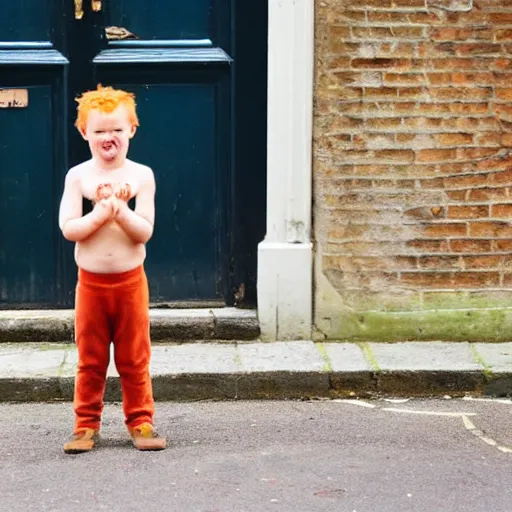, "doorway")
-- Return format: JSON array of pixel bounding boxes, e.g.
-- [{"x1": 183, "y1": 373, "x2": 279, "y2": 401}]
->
[{"x1": 0, "y1": 0, "x2": 266, "y2": 308}]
